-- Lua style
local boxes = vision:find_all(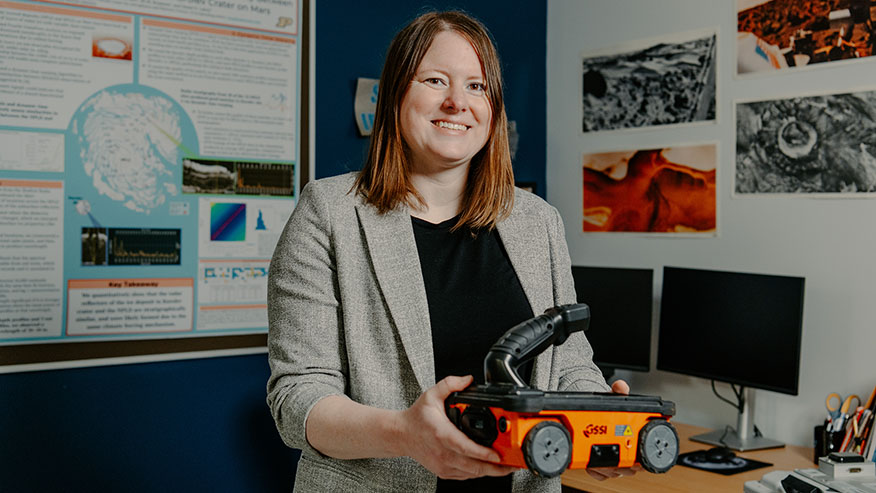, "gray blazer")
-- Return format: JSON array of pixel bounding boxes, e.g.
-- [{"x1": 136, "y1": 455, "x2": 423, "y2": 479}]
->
[{"x1": 267, "y1": 173, "x2": 609, "y2": 492}]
